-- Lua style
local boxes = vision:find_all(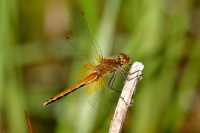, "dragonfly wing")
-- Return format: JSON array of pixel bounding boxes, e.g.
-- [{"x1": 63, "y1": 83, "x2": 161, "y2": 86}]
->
[
  {"x1": 71, "y1": 11, "x2": 103, "y2": 64},
  {"x1": 58, "y1": 38, "x2": 95, "y2": 84},
  {"x1": 58, "y1": 11, "x2": 103, "y2": 83},
  {"x1": 82, "y1": 76, "x2": 120, "y2": 115}
]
